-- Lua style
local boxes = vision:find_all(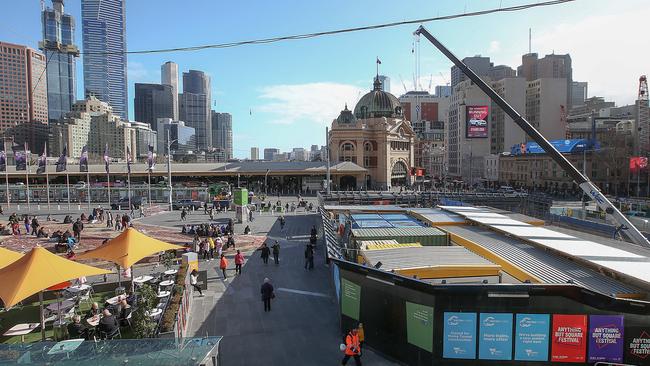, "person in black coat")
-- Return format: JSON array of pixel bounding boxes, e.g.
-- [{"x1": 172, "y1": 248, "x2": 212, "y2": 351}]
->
[
  {"x1": 260, "y1": 278, "x2": 274, "y2": 312},
  {"x1": 98, "y1": 309, "x2": 120, "y2": 338},
  {"x1": 67, "y1": 315, "x2": 90, "y2": 339},
  {"x1": 260, "y1": 243, "x2": 270, "y2": 264}
]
